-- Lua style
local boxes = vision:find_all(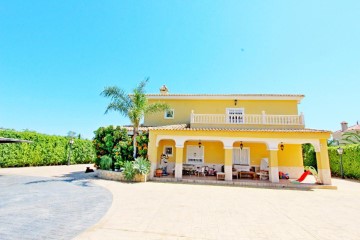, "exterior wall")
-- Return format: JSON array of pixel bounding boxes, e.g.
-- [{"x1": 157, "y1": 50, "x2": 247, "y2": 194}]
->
[
  {"x1": 144, "y1": 99, "x2": 299, "y2": 127},
  {"x1": 233, "y1": 142, "x2": 269, "y2": 166},
  {"x1": 278, "y1": 144, "x2": 303, "y2": 167},
  {"x1": 184, "y1": 140, "x2": 224, "y2": 165},
  {"x1": 148, "y1": 129, "x2": 331, "y2": 182}
]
